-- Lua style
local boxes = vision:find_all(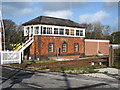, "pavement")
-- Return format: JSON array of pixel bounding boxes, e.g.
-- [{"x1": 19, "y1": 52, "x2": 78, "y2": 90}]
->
[{"x1": 0, "y1": 65, "x2": 119, "y2": 89}]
